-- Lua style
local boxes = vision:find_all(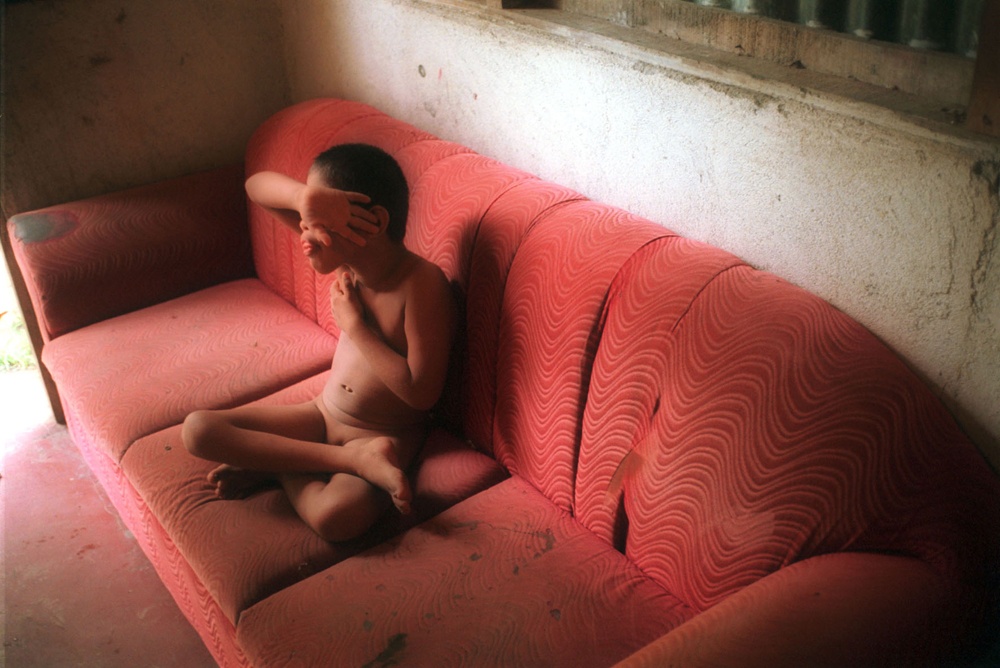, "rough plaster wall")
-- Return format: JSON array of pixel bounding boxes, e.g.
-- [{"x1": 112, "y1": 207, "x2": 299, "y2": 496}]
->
[
  {"x1": 279, "y1": 1, "x2": 1000, "y2": 468},
  {"x1": 0, "y1": 0, "x2": 289, "y2": 216}
]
